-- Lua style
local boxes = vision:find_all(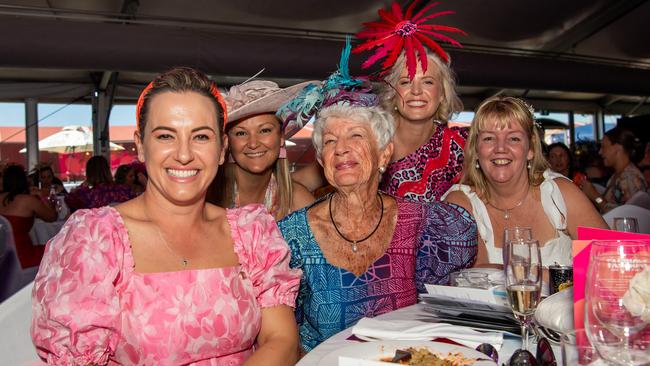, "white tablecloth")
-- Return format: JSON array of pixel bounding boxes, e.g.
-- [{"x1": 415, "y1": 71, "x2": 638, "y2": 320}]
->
[
  {"x1": 297, "y1": 303, "x2": 562, "y2": 365},
  {"x1": 29, "y1": 219, "x2": 64, "y2": 246},
  {"x1": 0, "y1": 282, "x2": 41, "y2": 365}
]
